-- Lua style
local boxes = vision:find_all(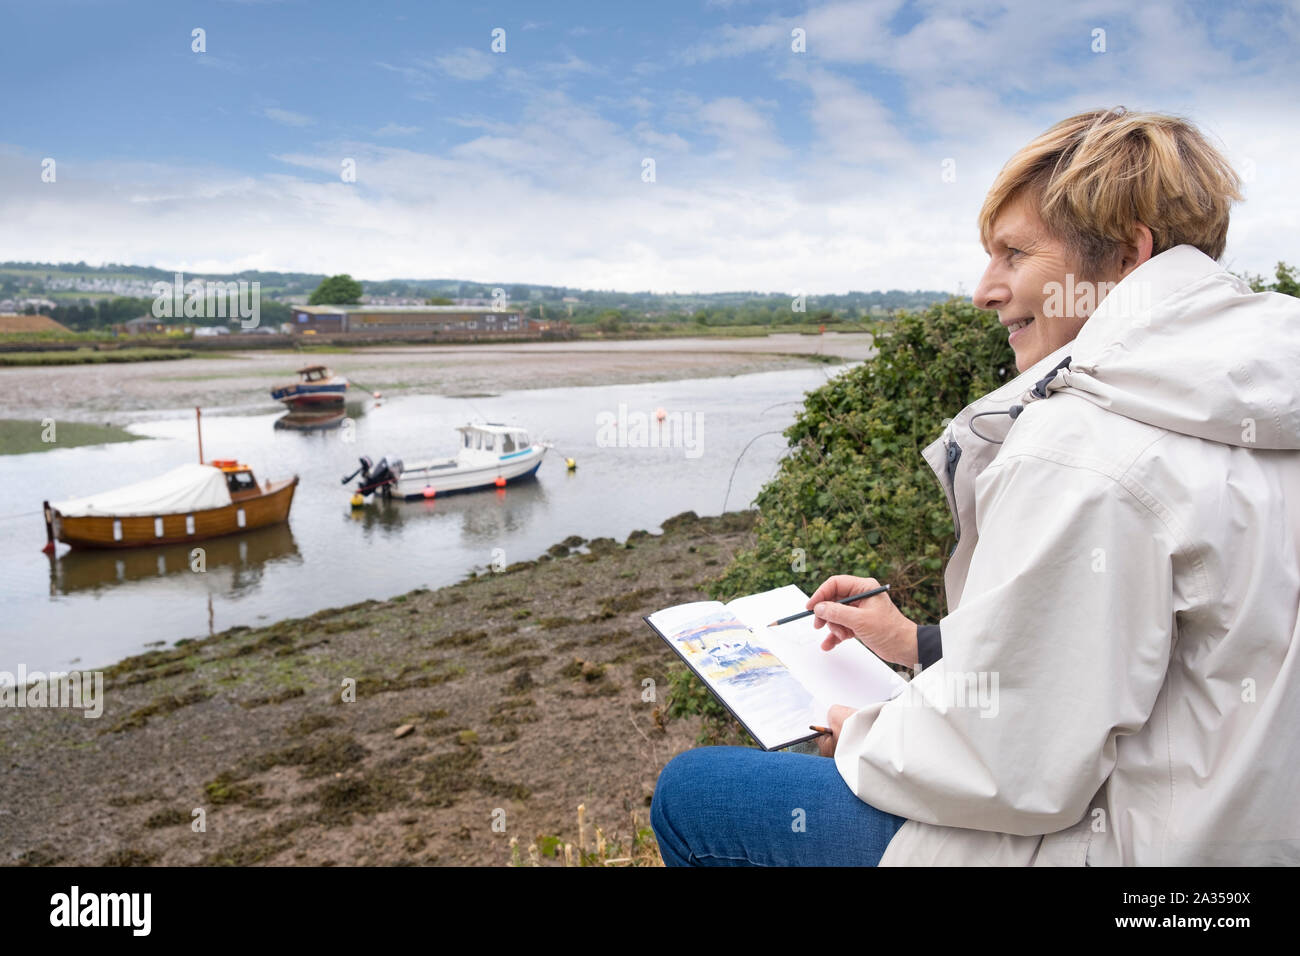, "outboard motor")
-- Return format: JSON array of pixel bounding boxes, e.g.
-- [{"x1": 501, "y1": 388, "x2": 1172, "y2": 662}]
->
[
  {"x1": 344, "y1": 455, "x2": 403, "y2": 497},
  {"x1": 341, "y1": 456, "x2": 373, "y2": 486}
]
